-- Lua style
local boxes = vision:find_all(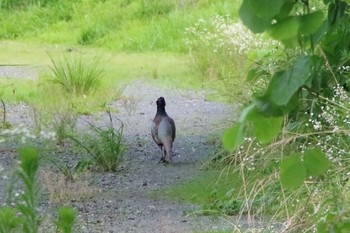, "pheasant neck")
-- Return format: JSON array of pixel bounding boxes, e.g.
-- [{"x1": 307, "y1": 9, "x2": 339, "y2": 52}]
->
[{"x1": 157, "y1": 106, "x2": 167, "y2": 116}]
